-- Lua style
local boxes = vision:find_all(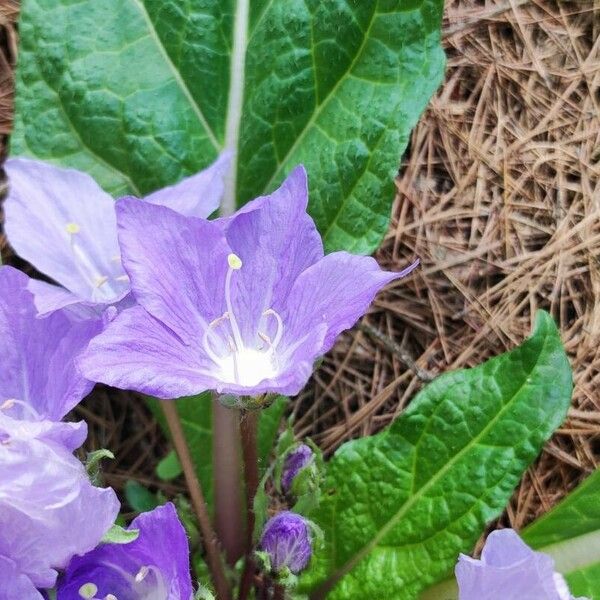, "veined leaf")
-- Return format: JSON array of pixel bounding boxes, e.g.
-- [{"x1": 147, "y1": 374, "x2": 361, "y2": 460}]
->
[
  {"x1": 12, "y1": 0, "x2": 444, "y2": 253},
  {"x1": 300, "y1": 311, "x2": 572, "y2": 599}
]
